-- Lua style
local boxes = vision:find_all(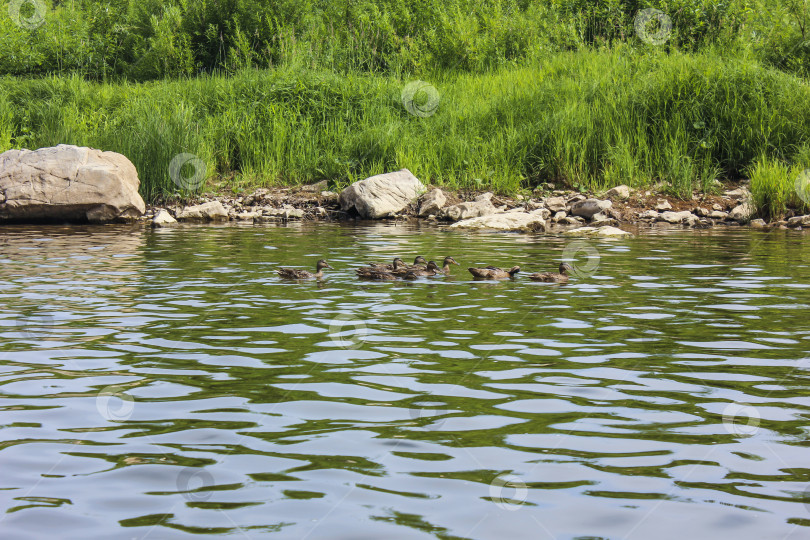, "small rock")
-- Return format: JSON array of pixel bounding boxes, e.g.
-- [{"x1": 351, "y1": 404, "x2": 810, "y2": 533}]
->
[
  {"x1": 728, "y1": 202, "x2": 754, "y2": 223},
  {"x1": 552, "y1": 211, "x2": 567, "y2": 222},
  {"x1": 443, "y1": 193, "x2": 496, "y2": 221},
  {"x1": 638, "y1": 210, "x2": 659, "y2": 219},
  {"x1": 315, "y1": 206, "x2": 327, "y2": 217},
  {"x1": 605, "y1": 185, "x2": 631, "y2": 199},
  {"x1": 724, "y1": 187, "x2": 750, "y2": 200},
  {"x1": 282, "y1": 207, "x2": 304, "y2": 219},
  {"x1": 659, "y1": 210, "x2": 697, "y2": 226},
  {"x1": 152, "y1": 209, "x2": 177, "y2": 227},
  {"x1": 709, "y1": 210, "x2": 728, "y2": 220},
  {"x1": 655, "y1": 200, "x2": 672, "y2": 211},
  {"x1": 545, "y1": 196, "x2": 567, "y2": 213},
  {"x1": 750, "y1": 219, "x2": 767, "y2": 228},
  {"x1": 176, "y1": 201, "x2": 228, "y2": 221},
  {"x1": 570, "y1": 198, "x2": 612, "y2": 219},
  {"x1": 787, "y1": 215, "x2": 810, "y2": 227},
  {"x1": 418, "y1": 188, "x2": 447, "y2": 216},
  {"x1": 695, "y1": 207, "x2": 710, "y2": 217},
  {"x1": 235, "y1": 211, "x2": 260, "y2": 221},
  {"x1": 563, "y1": 225, "x2": 633, "y2": 237},
  {"x1": 712, "y1": 203, "x2": 723, "y2": 211}
]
